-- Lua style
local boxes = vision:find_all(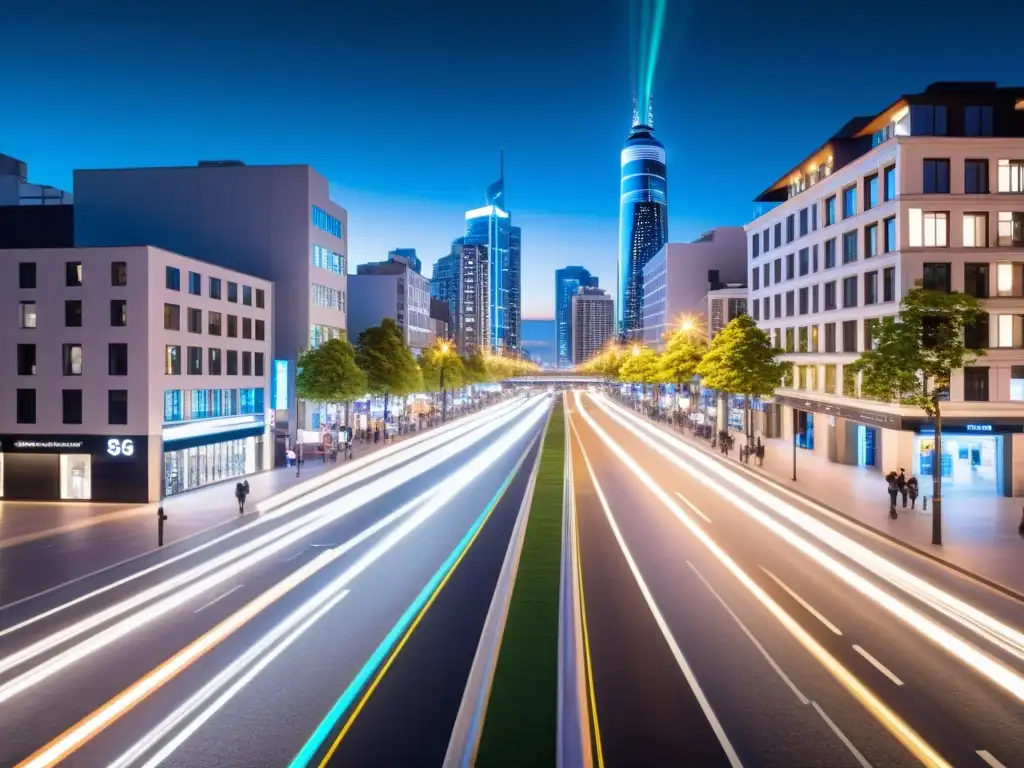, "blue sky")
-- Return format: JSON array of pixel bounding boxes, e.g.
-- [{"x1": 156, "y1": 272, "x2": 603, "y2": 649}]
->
[{"x1": 2, "y1": 1, "x2": 1022, "y2": 317}]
